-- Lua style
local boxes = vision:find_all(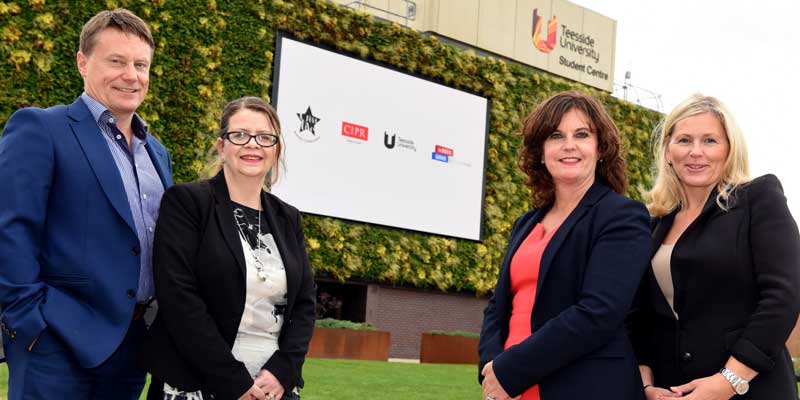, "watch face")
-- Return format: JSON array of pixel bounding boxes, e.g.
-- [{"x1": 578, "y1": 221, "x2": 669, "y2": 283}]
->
[{"x1": 734, "y1": 381, "x2": 749, "y2": 395}]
